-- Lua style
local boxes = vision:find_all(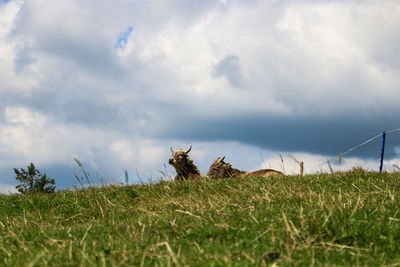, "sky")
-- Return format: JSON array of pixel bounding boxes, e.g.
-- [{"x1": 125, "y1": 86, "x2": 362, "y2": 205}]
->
[{"x1": 1, "y1": 0, "x2": 400, "y2": 193}]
